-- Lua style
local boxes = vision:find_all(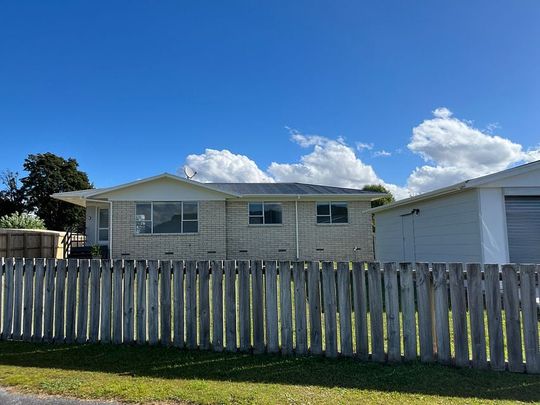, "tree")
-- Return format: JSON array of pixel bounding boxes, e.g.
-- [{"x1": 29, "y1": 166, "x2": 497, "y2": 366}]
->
[
  {"x1": 362, "y1": 184, "x2": 394, "y2": 208},
  {"x1": 0, "y1": 170, "x2": 26, "y2": 216},
  {"x1": 21, "y1": 153, "x2": 92, "y2": 231}
]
